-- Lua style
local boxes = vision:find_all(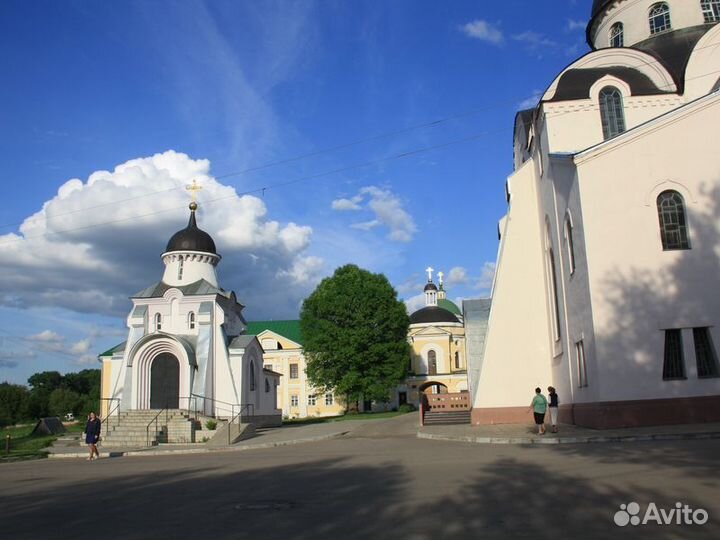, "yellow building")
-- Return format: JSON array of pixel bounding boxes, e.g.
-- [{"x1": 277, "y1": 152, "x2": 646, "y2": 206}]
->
[
  {"x1": 246, "y1": 321, "x2": 345, "y2": 419},
  {"x1": 401, "y1": 269, "x2": 468, "y2": 408}
]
